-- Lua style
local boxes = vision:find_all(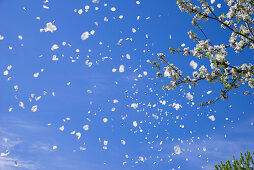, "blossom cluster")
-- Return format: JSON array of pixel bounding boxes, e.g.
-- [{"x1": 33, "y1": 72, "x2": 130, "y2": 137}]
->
[
  {"x1": 177, "y1": 0, "x2": 254, "y2": 52},
  {"x1": 153, "y1": 0, "x2": 254, "y2": 105}
]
